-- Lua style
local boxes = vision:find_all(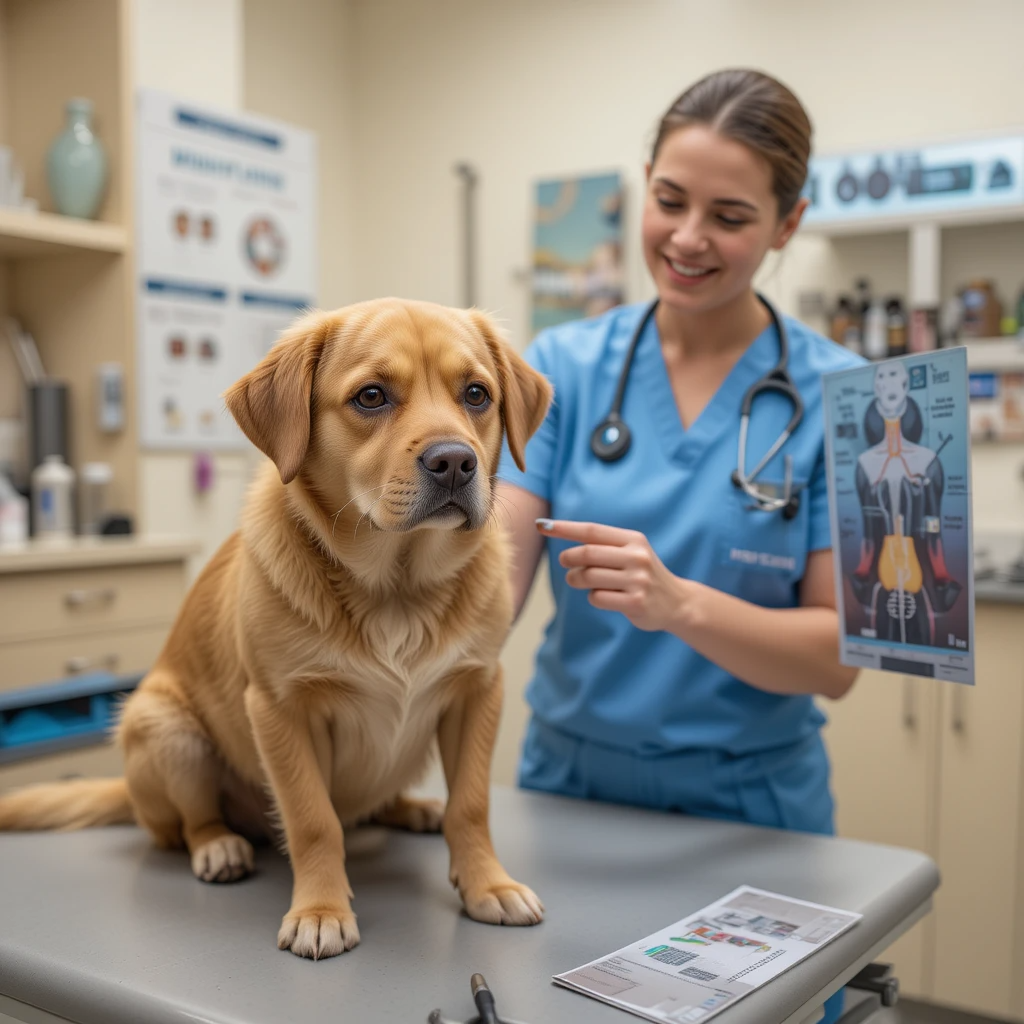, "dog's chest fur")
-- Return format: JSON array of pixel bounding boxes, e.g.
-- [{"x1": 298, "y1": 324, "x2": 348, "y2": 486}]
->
[{"x1": 298, "y1": 591, "x2": 485, "y2": 819}]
